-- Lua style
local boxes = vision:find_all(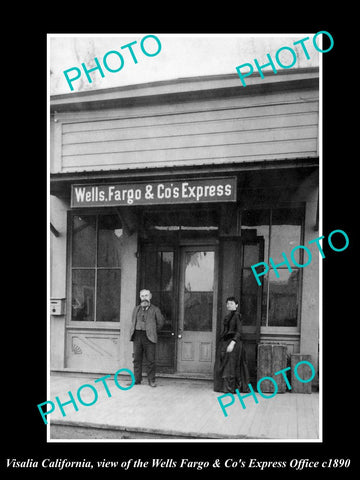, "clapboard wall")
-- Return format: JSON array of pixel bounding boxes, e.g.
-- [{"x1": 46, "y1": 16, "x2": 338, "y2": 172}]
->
[{"x1": 51, "y1": 75, "x2": 319, "y2": 173}]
